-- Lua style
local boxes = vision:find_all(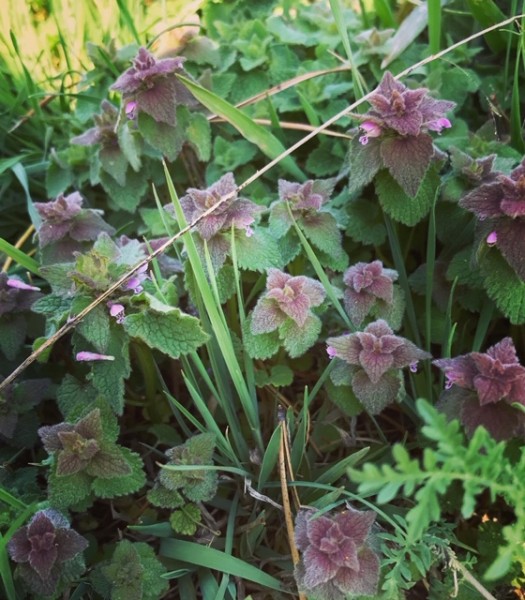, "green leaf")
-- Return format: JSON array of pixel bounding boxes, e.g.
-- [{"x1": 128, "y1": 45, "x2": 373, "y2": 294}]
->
[
  {"x1": 186, "y1": 112, "x2": 212, "y2": 162},
  {"x1": 279, "y1": 314, "x2": 322, "y2": 358},
  {"x1": 139, "y1": 110, "x2": 185, "y2": 162},
  {"x1": 300, "y1": 212, "x2": 348, "y2": 271},
  {"x1": 347, "y1": 136, "x2": 383, "y2": 194},
  {"x1": 255, "y1": 364, "x2": 294, "y2": 387},
  {"x1": 88, "y1": 326, "x2": 130, "y2": 415},
  {"x1": 242, "y1": 315, "x2": 280, "y2": 359},
  {"x1": 48, "y1": 466, "x2": 92, "y2": 509},
  {"x1": 375, "y1": 167, "x2": 440, "y2": 226},
  {"x1": 118, "y1": 122, "x2": 142, "y2": 172},
  {"x1": 0, "y1": 315, "x2": 26, "y2": 360},
  {"x1": 176, "y1": 74, "x2": 305, "y2": 181},
  {"x1": 213, "y1": 137, "x2": 258, "y2": 171},
  {"x1": 324, "y1": 378, "x2": 363, "y2": 417},
  {"x1": 91, "y1": 448, "x2": 145, "y2": 498},
  {"x1": 124, "y1": 303, "x2": 208, "y2": 360},
  {"x1": 77, "y1": 304, "x2": 110, "y2": 353},
  {"x1": 234, "y1": 229, "x2": 283, "y2": 272},
  {"x1": 169, "y1": 504, "x2": 201, "y2": 535},
  {"x1": 481, "y1": 250, "x2": 525, "y2": 324},
  {"x1": 147, "y1": 484, "x2": 184, "y2": 509},
  {"x1": 56, "y1": 375, "x2": 99, "y2": 419},
  {"x1": 345, "y1": 198, "x2": 386, "y2": 246},
  {"x1": 100, "y1": 168, "x2": 148, "y2": 213}
]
